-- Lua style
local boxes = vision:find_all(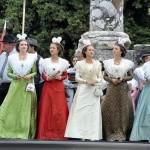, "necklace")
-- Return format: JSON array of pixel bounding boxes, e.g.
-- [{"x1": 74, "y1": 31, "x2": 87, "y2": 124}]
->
[
  {"x1": 20, "y1": 60, "x2": 24, "y2": 68},
  {"x1": 19, "y1": 54, "x2": 27, "y2": 60}
]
